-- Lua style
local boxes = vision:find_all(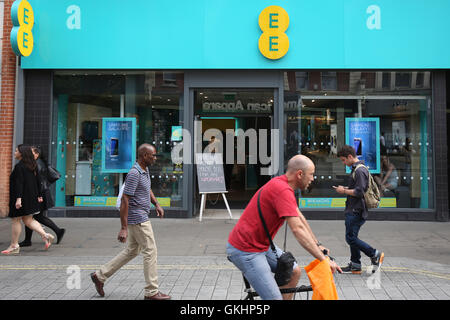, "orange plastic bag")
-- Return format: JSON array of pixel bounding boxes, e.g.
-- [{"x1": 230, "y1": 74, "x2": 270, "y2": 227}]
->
[{"x1": 305, "y1": 258, "x2": 339, "y2": 300}]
